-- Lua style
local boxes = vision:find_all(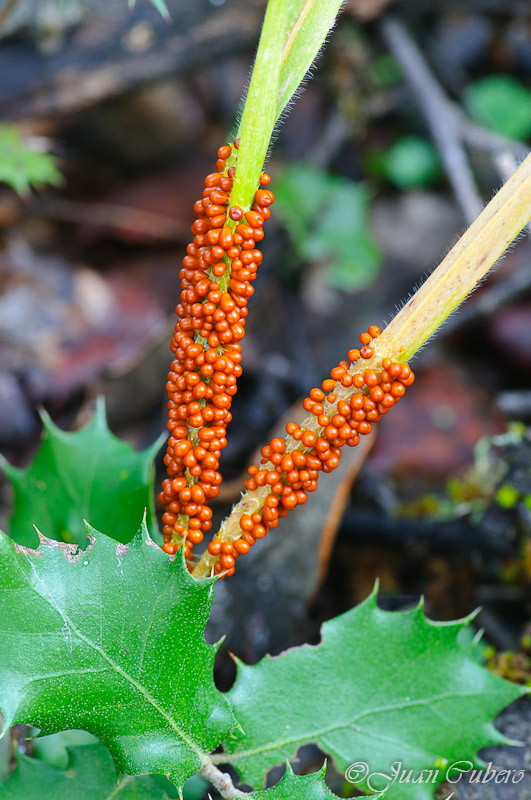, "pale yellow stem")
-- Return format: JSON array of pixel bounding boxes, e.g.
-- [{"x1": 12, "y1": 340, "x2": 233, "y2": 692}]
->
[{"x1": 378, "y1": 150, "x2": 531, "y2": 362}]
